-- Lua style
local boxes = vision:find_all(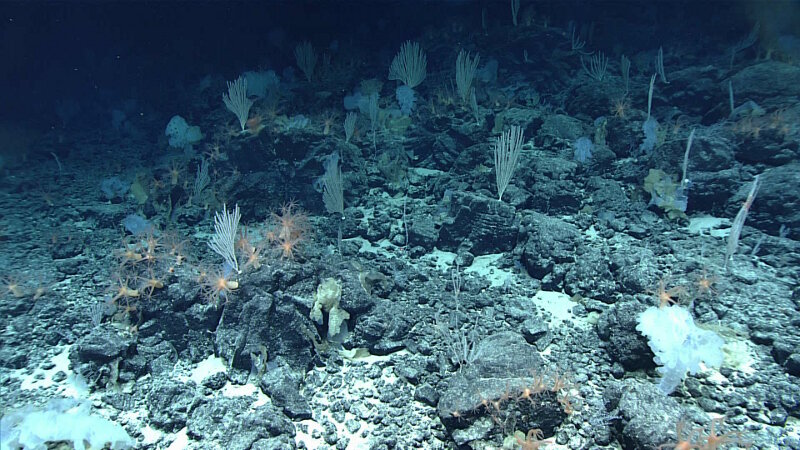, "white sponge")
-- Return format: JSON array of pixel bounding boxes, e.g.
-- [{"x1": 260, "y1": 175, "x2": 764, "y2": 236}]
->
[
  {"x1": 636, "y1": 305, "x2": 724, "y2": 394},
  {"x1": 165, "y1": 115, "x2": 203, "y2": 149},
  {"x1": 1, "y1": 399, "x2": 133, "y2": 450}
]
